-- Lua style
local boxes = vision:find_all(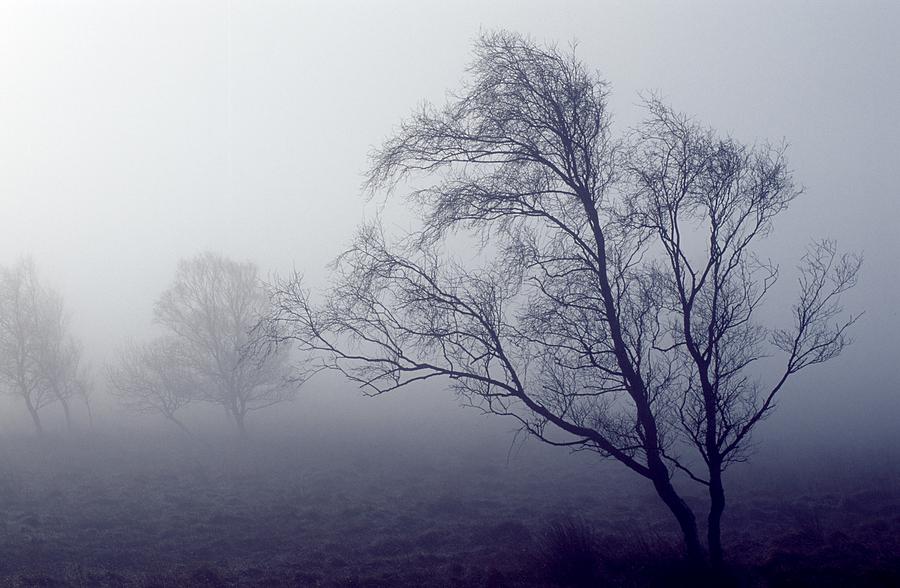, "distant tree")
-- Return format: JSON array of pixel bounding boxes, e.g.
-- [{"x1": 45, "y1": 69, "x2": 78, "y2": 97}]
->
[
  {"x1": 34, "y1": 293, "x2": 88, "y2": 432},
  {"x1": 0, "y1": 259, "x2": 55, "y2": 433},
  {"x1": 72, "y1": 357, "x2": 94, "y2": 428},
  {"x1": 107, "y1": 337, "x2": 196, "y2": 436},
  {"x1": 0, "y1": 258, "x2": 88, "y2": 434},
  {"x1": 155, "y1": 253, "x2": 298, "y2": 437},
  {"x1": 267, "y1": 32, "x2": 860, "y2": 564}
]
